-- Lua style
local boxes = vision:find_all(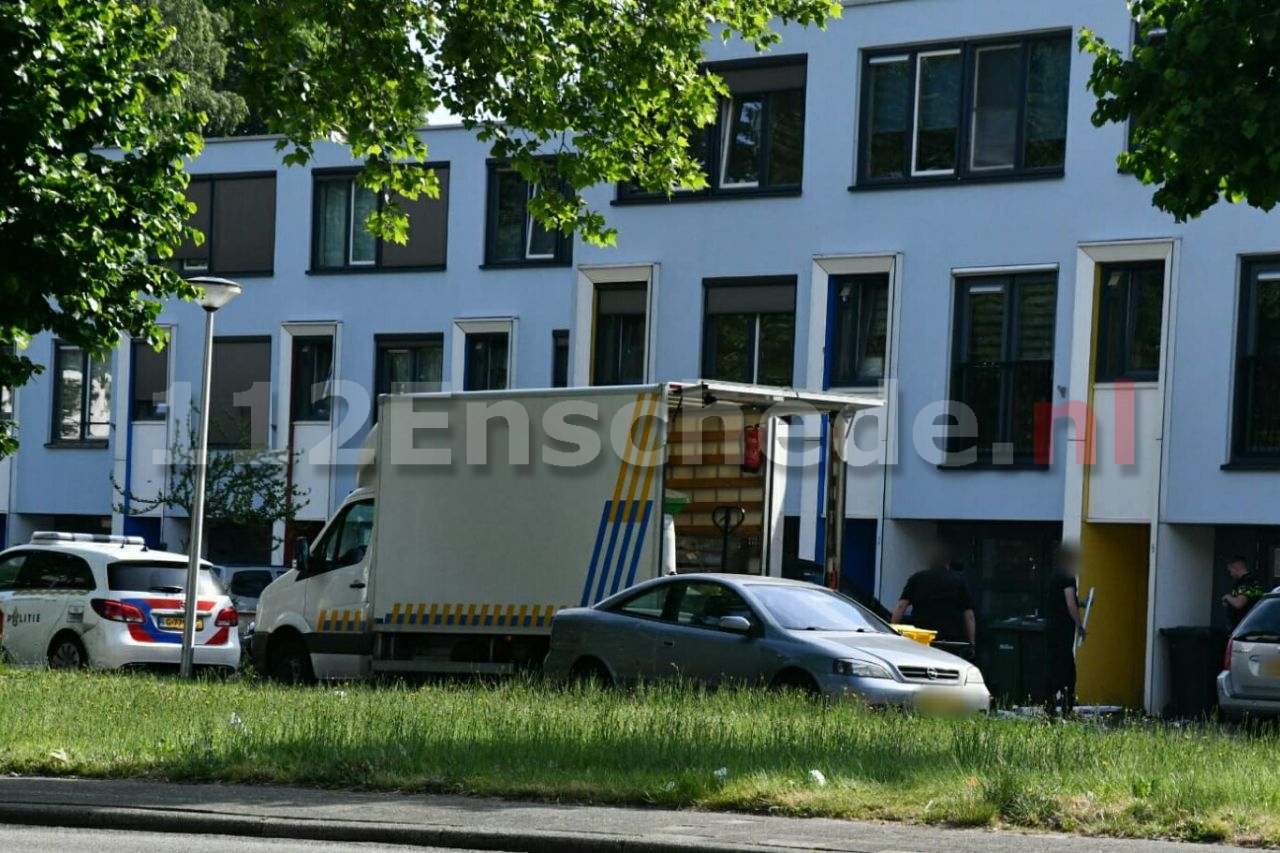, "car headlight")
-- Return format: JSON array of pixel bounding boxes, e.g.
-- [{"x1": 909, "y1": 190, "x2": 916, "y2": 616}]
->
[
  {"x1": 833, "y1": 658, "x2": 891, "y2": 679},
  {"x1": 965, "y1": 666, "x2": 984, "y2": 685}
]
